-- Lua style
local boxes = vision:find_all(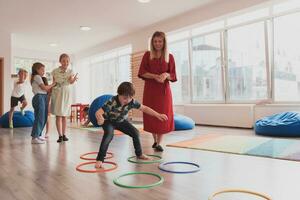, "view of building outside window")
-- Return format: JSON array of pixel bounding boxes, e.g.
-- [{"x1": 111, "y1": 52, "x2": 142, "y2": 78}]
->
[
  {"x1": 191, "y1": 33, "x2": 223, "y2": 102},
  {"x1": 274, "y1": 12, "x2": 300, "y2": 102},
  {"x1": 169, "y1": 40, "x2": 190, "y2": 104},
  {"x1": 227, "y1": 22, "x2": 268, "y2": 101}
]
